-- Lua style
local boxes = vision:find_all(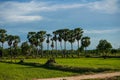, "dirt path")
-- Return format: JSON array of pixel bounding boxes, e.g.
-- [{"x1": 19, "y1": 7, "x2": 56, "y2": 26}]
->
[{"x1": 35, "y1": 72, "x2": 120, "y2": 80}]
